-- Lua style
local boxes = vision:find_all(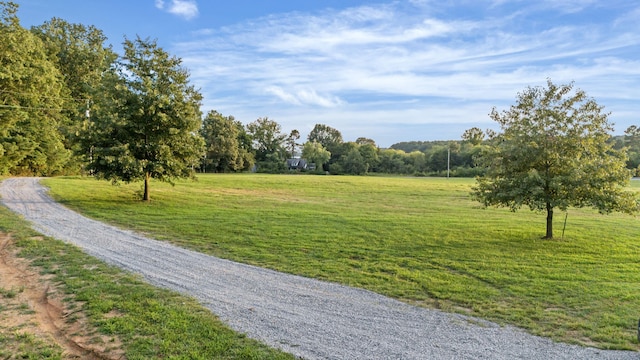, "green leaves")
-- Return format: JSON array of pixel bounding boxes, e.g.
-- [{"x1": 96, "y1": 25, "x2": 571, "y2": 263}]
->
[
  {"x1": 301, "y1": 141, "x2": 330, "y2": 170},
  {"x1": 200, "y1": 110, "x2": 253, "y2": 173},
  {"x1": 0, "y1": 3, "x2": 69, "y2": 175},
  {"x1": 82, "y1": 37, "x2": 204, "y2": 200},
  {"x1": 473, "y1": 80, "x2": 639, "y2": 238}
]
